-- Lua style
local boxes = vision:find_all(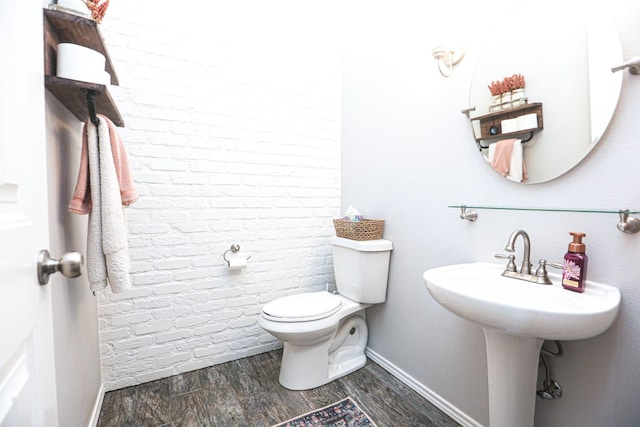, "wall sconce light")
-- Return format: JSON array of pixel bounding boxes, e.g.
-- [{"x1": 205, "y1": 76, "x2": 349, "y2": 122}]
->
[{"x1": 432, "y1": 46, "x2": 465, "y2": 77}]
